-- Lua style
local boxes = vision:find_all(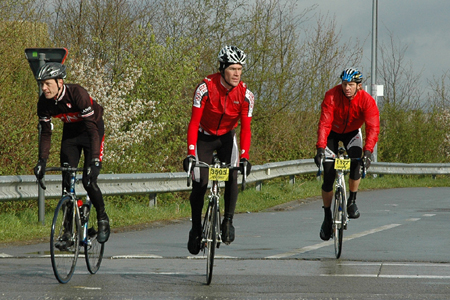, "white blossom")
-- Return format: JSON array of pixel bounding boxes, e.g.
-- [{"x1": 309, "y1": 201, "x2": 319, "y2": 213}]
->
[{"x1": 69, "y1": 53, "x2": 161, "y2": 164}]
